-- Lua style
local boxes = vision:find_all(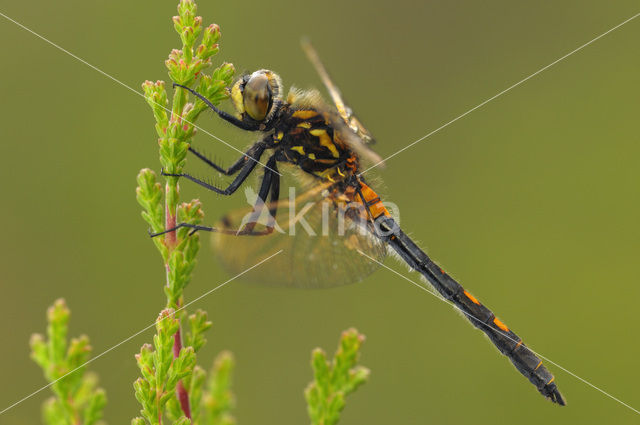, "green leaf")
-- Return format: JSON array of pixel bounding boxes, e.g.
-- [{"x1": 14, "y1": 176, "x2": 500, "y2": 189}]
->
[
  {"x1": 185, "y1": 310, "x2": 211, "y2": 353},
  {"x1": 83, "y1": 388, "x2": 107, "y2": 425},
  {"x1": 30, "y1": 299, "x2": 106, "y2": 425},
  {"x1": 189, "y1": 365, "x2": 207, "y2": 423},
  {"x1": 202, "y1": 351, "x2": 236, "y2": 425},
  {"x1": 305, "y1": 329, "x2": 369, "y2": 425},
  {"x1": 172, "y1": 416, "x2": 191, "y2": 425}
]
